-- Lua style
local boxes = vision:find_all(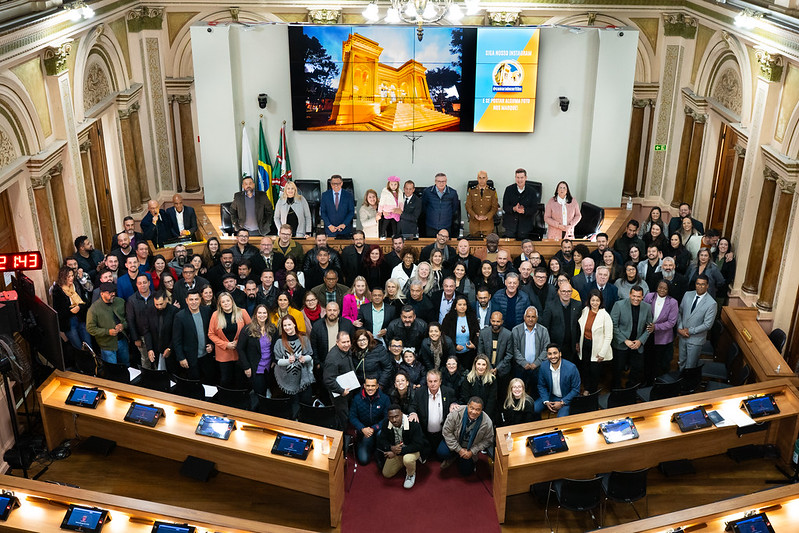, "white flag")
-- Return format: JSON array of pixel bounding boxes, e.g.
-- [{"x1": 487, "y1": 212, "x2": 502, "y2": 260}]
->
[{"x1": 240, "y1": 124, "x2": 254, "y2": 184}]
